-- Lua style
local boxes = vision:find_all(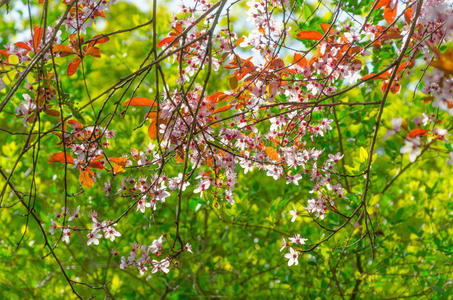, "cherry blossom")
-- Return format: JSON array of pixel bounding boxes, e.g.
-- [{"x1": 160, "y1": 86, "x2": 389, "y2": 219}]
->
[
  {"x1": 289, "y1": 208, "x2": 299, "y2": 222},
  {"x1": 87, "y1": 230, "x2": 102, "y2": 246},
  {"x1": 284, "y1": 247, "x2": 299, "y2": 266},
  {"x1": 289, "y1": 234, "x2": 308, "y2": 245},
  {"x1": 152, "y1": 258, "x2": 170, "y2": 274},
  {"x1": 400, "y1": 137, "x2": 422, "y2": 162},
  {"x1": 104, "y1": 225, "x2": 121, "y2": 242}
]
